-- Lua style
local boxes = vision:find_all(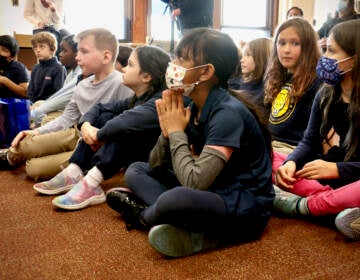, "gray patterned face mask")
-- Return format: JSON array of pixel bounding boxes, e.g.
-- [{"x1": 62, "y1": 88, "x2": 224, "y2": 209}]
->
[{"x1": 316, "y1": 56, "x2": 353, "y2": 86}]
